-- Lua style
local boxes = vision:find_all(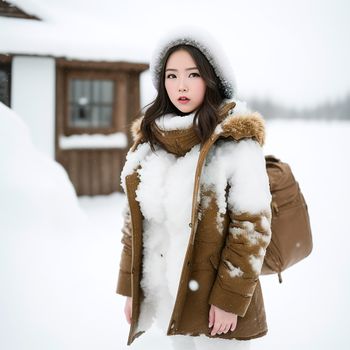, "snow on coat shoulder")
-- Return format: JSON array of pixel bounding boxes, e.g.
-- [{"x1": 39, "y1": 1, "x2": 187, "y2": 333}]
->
[
  {"x1": 222, "y1": 138, "x2": 271, "y2": 214},
  {"x1": 201, "y1": 138, "x2": 271, "y2": 232}
]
